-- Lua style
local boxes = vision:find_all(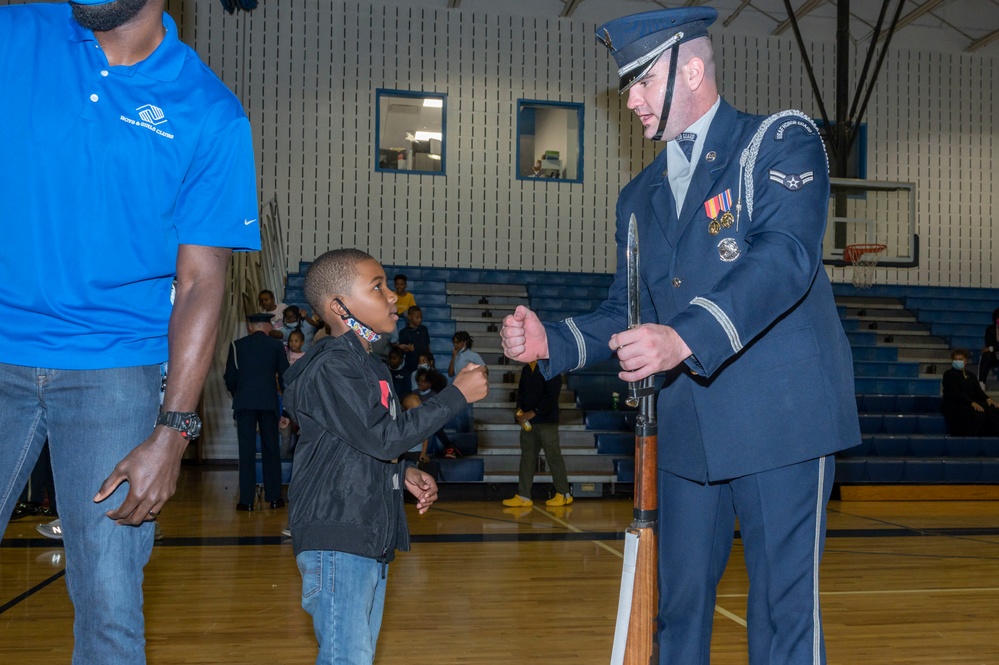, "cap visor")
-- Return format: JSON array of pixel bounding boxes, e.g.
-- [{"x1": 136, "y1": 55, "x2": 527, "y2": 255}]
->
[{"x1": 619, "y1": 58, "x2": 658, "y2": 94}]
